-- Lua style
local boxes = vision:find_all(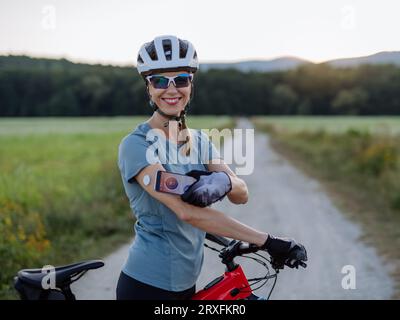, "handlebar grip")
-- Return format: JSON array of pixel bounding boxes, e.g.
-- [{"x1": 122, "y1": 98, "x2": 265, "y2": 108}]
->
[
  {"x1": 205, "y1": 233, "x2": 231, "y2": 247},
  {"x1": 238, "y1": 243, "x2": 260, "y2": 254}
]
